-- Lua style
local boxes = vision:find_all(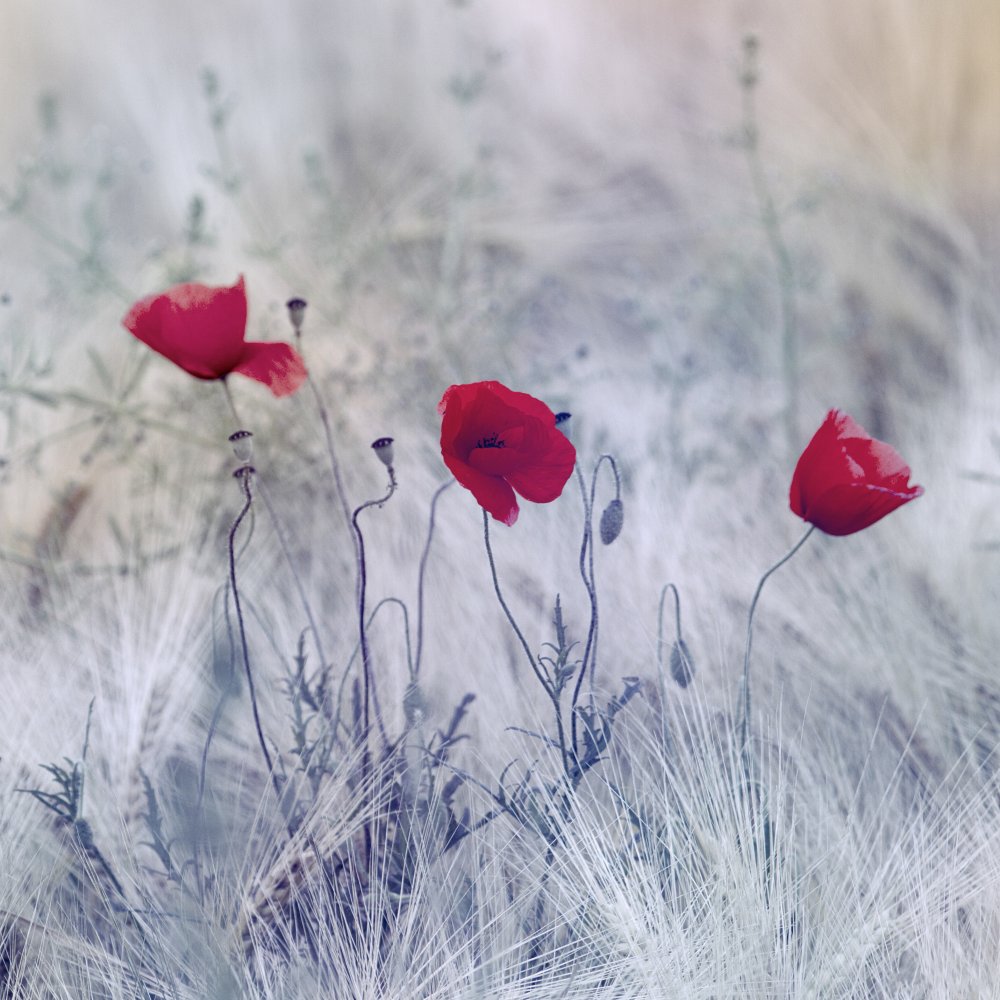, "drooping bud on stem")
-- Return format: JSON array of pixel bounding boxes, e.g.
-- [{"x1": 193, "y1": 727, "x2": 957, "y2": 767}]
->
[
  {"x1": 669, "y1": 638, "x2": 695, "y2": 688},
  {"x1": 229, "y1": 429, "x2": 254, "y2": 463},
  {"x1": 599, "y1": 498, "x2": 624, "y2": 545}
]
